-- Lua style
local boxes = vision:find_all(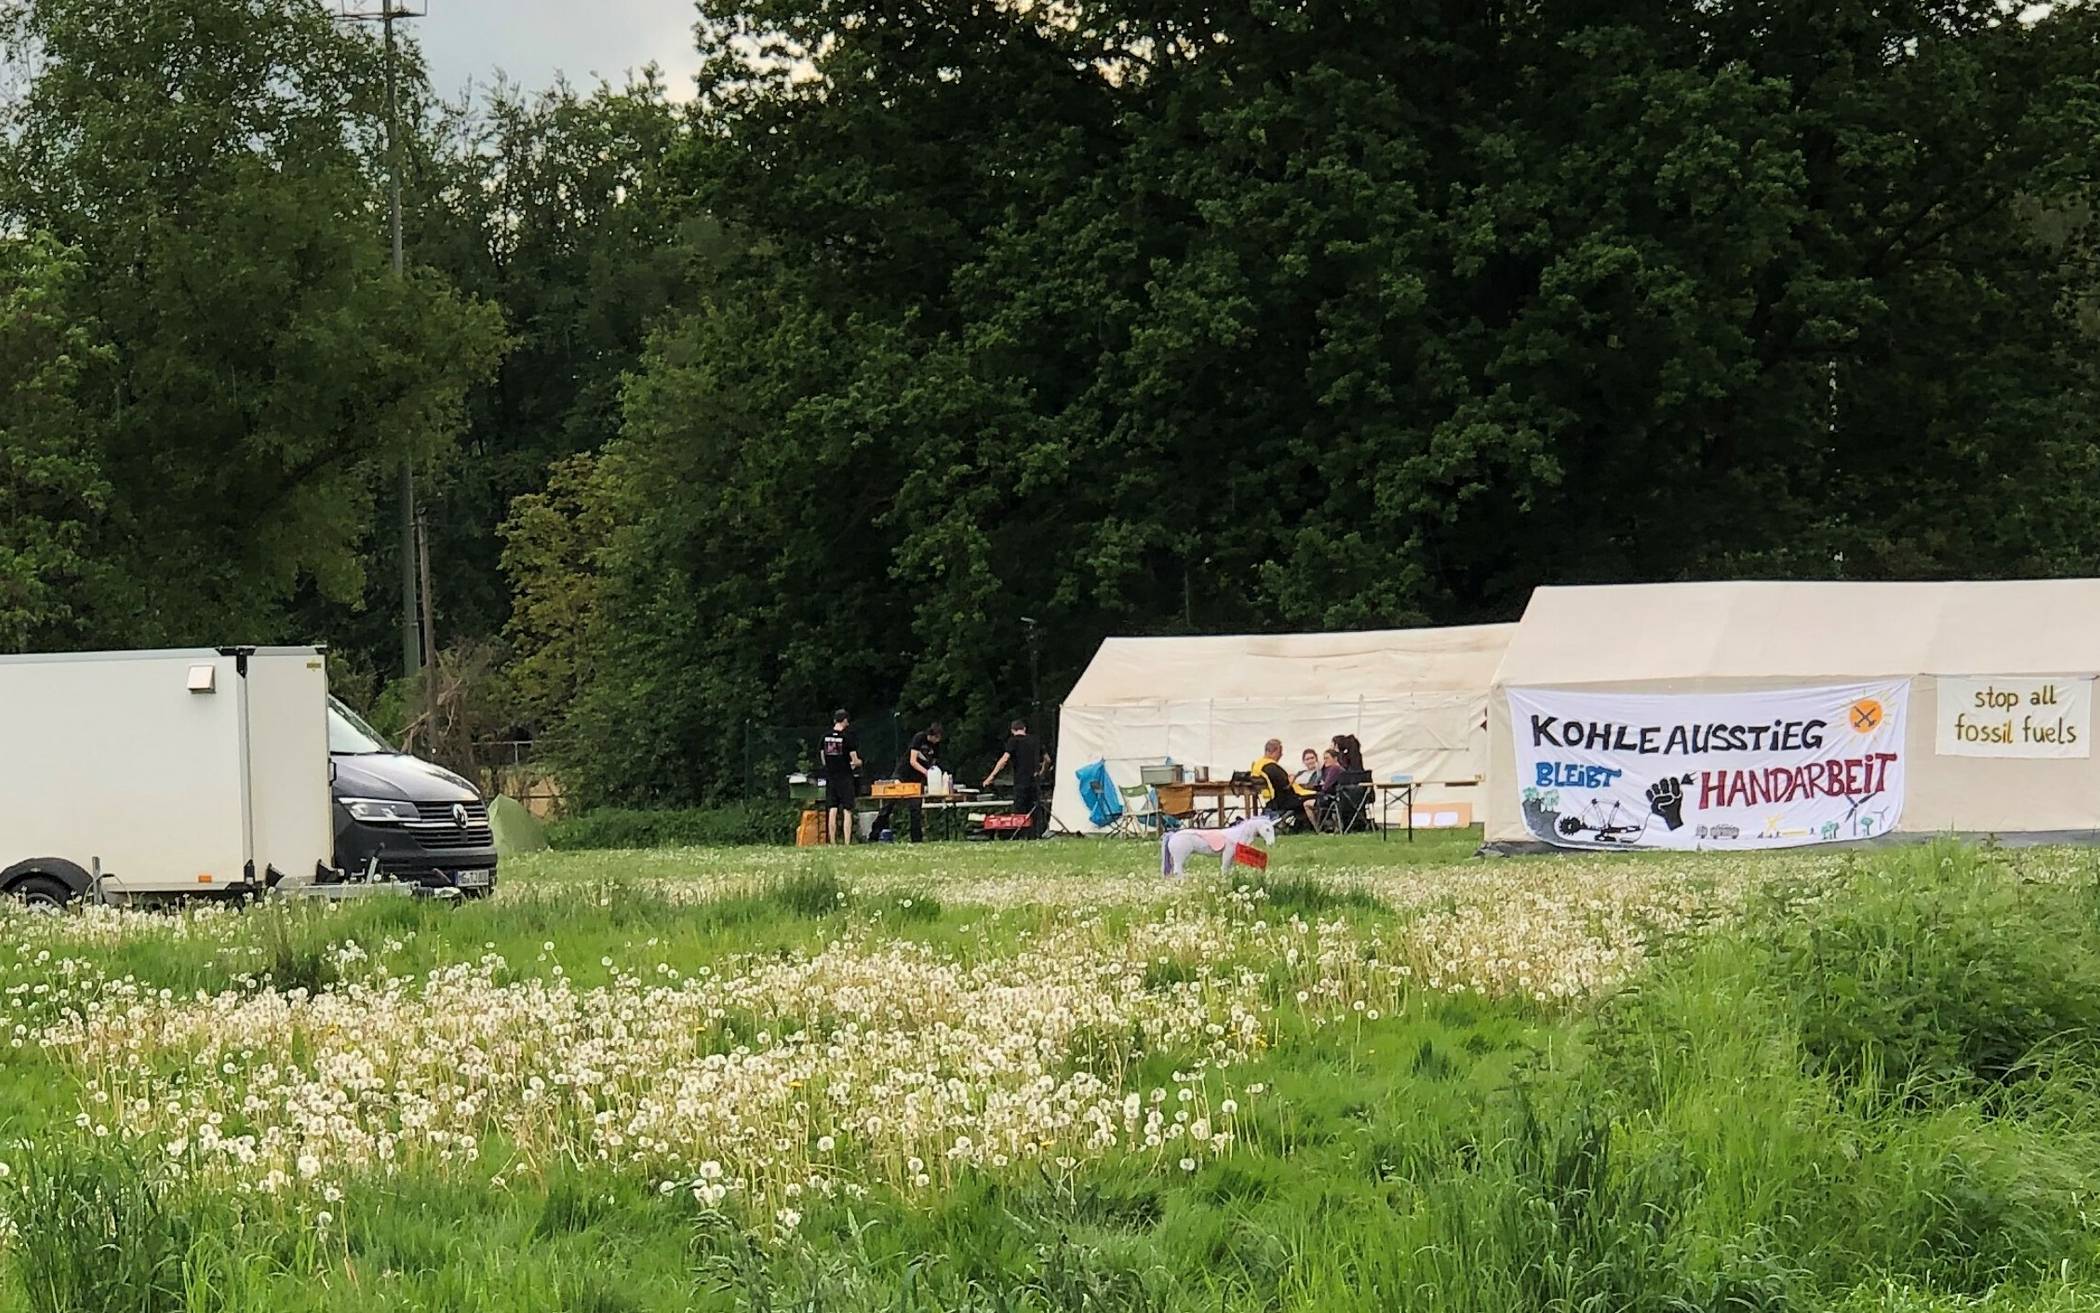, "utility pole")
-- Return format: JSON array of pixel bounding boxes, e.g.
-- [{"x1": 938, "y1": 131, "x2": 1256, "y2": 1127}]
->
[
  {"x1": 416, "y1": 507, "x2": 438, "y2": 757},
  {"x1": 336, "y1": 1, "x2": 427, "y2": 682}
]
